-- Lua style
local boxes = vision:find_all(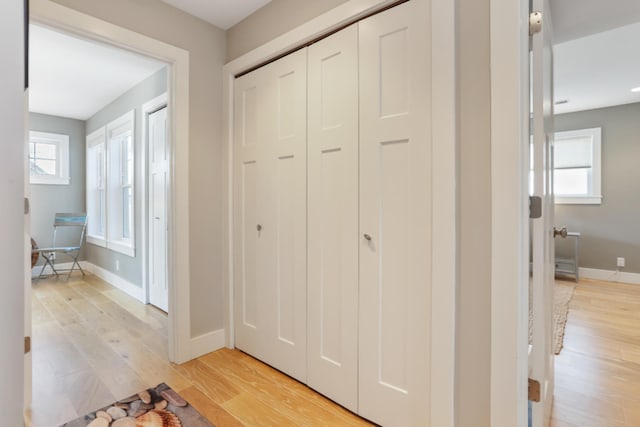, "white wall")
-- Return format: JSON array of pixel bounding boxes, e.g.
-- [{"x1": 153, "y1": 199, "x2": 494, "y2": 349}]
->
[{"x1": 0, "y1": 0, "x2": 26, "y2": 424}]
